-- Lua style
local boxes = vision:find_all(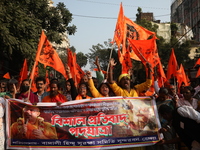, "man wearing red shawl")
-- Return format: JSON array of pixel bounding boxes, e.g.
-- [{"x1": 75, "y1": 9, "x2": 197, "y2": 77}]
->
[{"x1": 42, "y1": 81, "x2": 67, "y2": 103}]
